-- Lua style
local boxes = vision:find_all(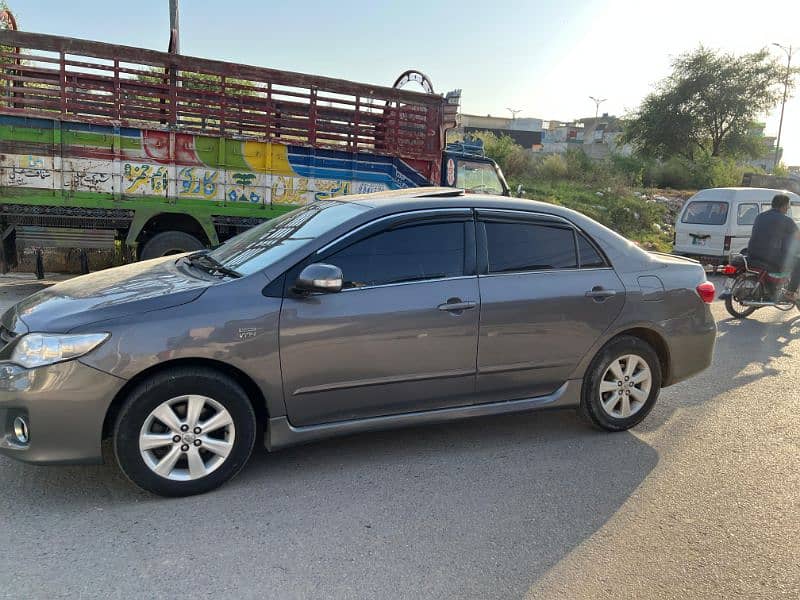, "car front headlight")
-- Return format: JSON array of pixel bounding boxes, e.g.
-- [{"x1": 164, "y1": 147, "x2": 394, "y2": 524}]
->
[{"x1": 10, "y1": 333, "x2": 110, "y2": 369}]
